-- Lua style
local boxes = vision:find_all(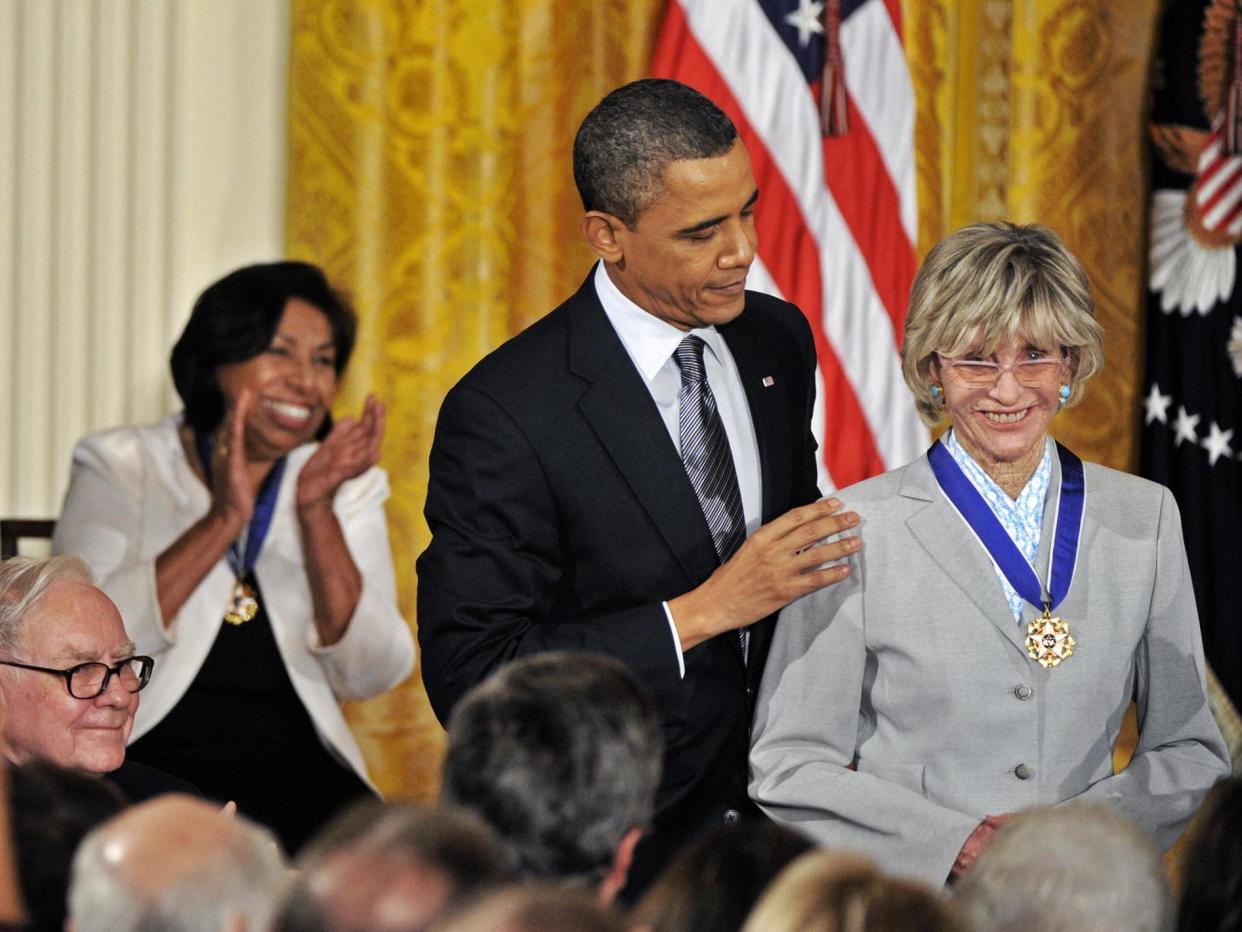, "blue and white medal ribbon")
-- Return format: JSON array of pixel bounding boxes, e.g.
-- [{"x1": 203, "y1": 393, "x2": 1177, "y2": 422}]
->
[
  {"x1": 927, "y1": 439, "x2": 1085, "y2": 668},
  {"x1": 195, "y1": 428, "x2": 288, "y2": 625}
]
